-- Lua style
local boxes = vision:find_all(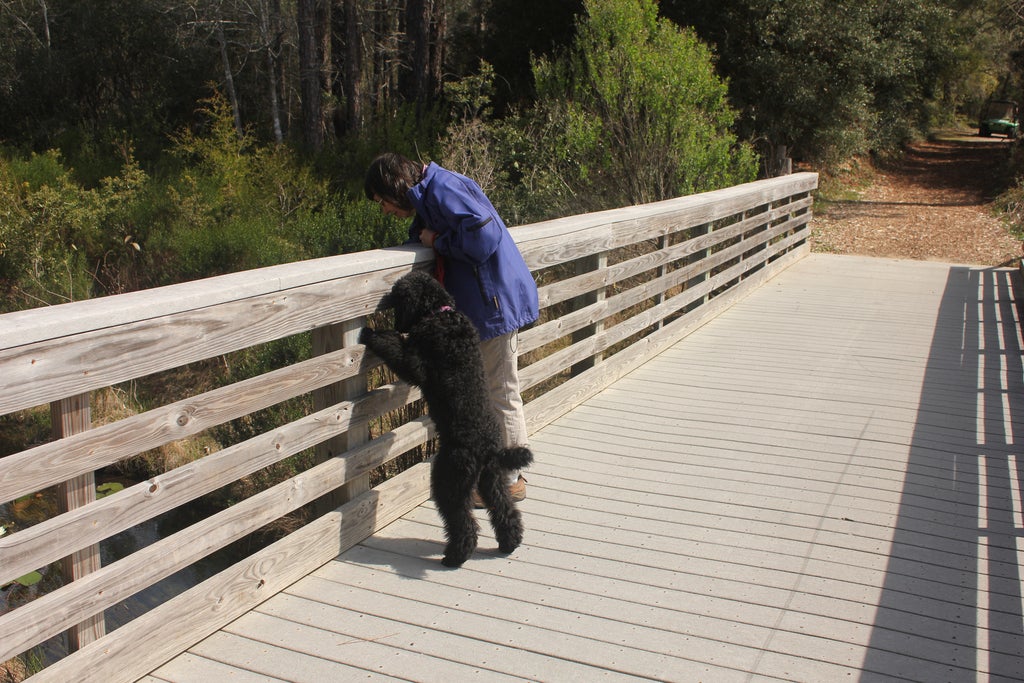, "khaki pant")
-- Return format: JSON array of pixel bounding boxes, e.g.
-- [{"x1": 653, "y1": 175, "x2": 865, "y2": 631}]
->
[{"x1": 479, "y1": 330, "x2": 529, "y2": 483}]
